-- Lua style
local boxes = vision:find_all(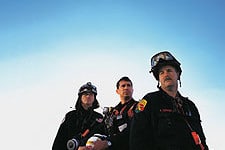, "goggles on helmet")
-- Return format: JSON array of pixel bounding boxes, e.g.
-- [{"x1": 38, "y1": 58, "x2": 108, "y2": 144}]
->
[
  {"x1": 150, "y1": 51, "x2": 182, "y2": 81},
  {"x1": 151, "y1": 51, "x2": 176, "y2": 69}
]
